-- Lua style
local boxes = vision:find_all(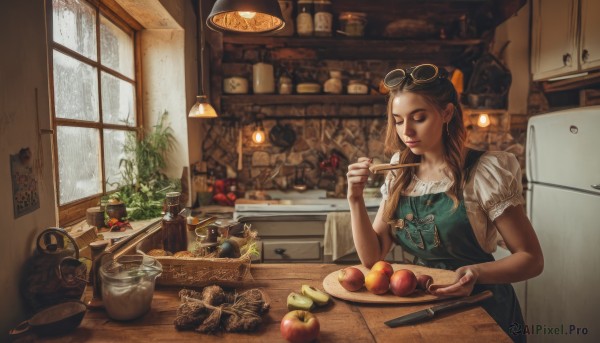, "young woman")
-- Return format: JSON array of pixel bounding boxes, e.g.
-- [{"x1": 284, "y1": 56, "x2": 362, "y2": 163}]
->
[{"x1": 346, "y1": 64, "x2": 543, "y2": 341}]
